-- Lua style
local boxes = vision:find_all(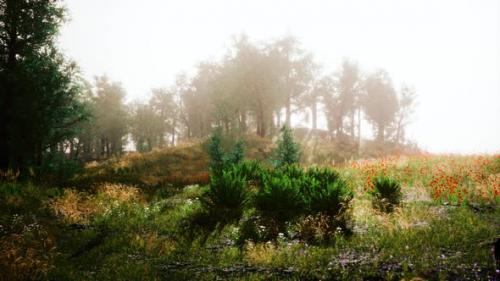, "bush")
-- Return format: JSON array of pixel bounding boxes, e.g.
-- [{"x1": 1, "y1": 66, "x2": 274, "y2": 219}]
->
[
  {"x1": 306, "y1": 166, "x2": 341, "y2": 187},
  {"x1": 249, "y1": 164, "x2": 353, "y2": 240},
  {"x1": 254, "y1": 174, "x2": 305, "y2": 238},
  {"x1": 370, "y1": 175, "x2": 402, "y2": 212},
  {"x1": 201, "y1": 167, "x2": 249, "y2": 224},
  {"x1": 307, "y1": 179, "x2": 353, "y2": 232},
  {"x1": 235, "y1": 160, "x2": 266, "y2": 186},
  {"x1": 275, "y1": 163, "x2": 305, "y2": 180},
  {"x1": 274, "y1": 126, "x2": 300, "y2": 167}
]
